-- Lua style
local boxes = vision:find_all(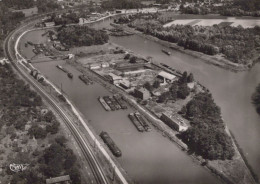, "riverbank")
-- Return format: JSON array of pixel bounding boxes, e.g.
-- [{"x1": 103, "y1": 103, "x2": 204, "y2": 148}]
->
[{"x1": 111, "y1": 23, "x2": 253, "y2": 72}]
